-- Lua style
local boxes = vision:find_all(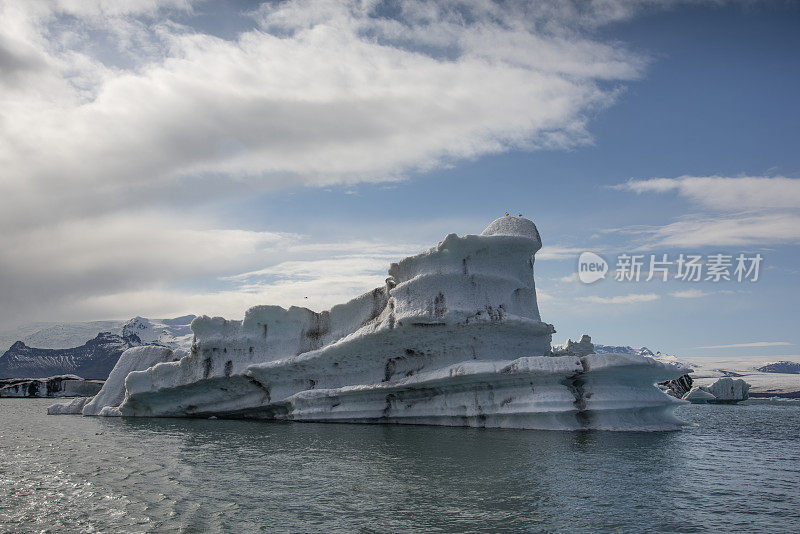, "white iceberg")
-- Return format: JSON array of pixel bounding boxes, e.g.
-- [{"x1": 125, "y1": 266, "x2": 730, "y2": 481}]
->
[
  {"x1": 53, "y1": 216, "x2": 689, "y2": 430},
  {"x1": 701, "y1": 377, "x2": 750, "y2": 403},
  {"x1": 683, "y1": 387, "x2": 717, "y2": 404},
  {"x1": 682, "y1": 377, "x2": 750, "y2": 404},
  {"x1": 47, "y1": 396, "x2": 93, "y2": 415},
  {"x1": 82, "y1": 346, "x2": 186, "y2": 416},
  {"x1": 1, "y1": 375, "x2": 103, "y2": 398}
]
